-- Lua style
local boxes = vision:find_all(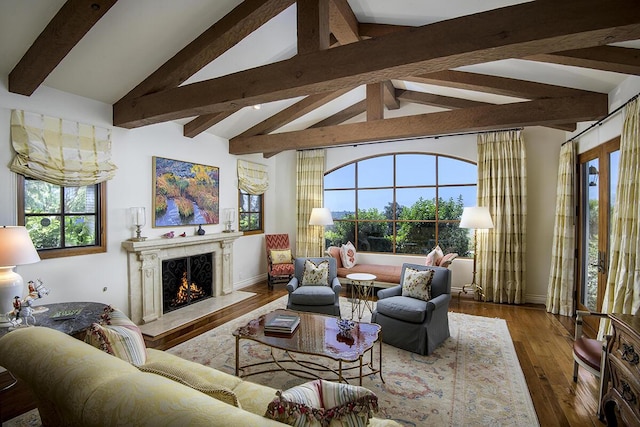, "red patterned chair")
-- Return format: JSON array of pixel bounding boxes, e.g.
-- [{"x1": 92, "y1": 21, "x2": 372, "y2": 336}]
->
[{"x1": 265, "y1": 234, "x2": 295, "y2": 289}]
